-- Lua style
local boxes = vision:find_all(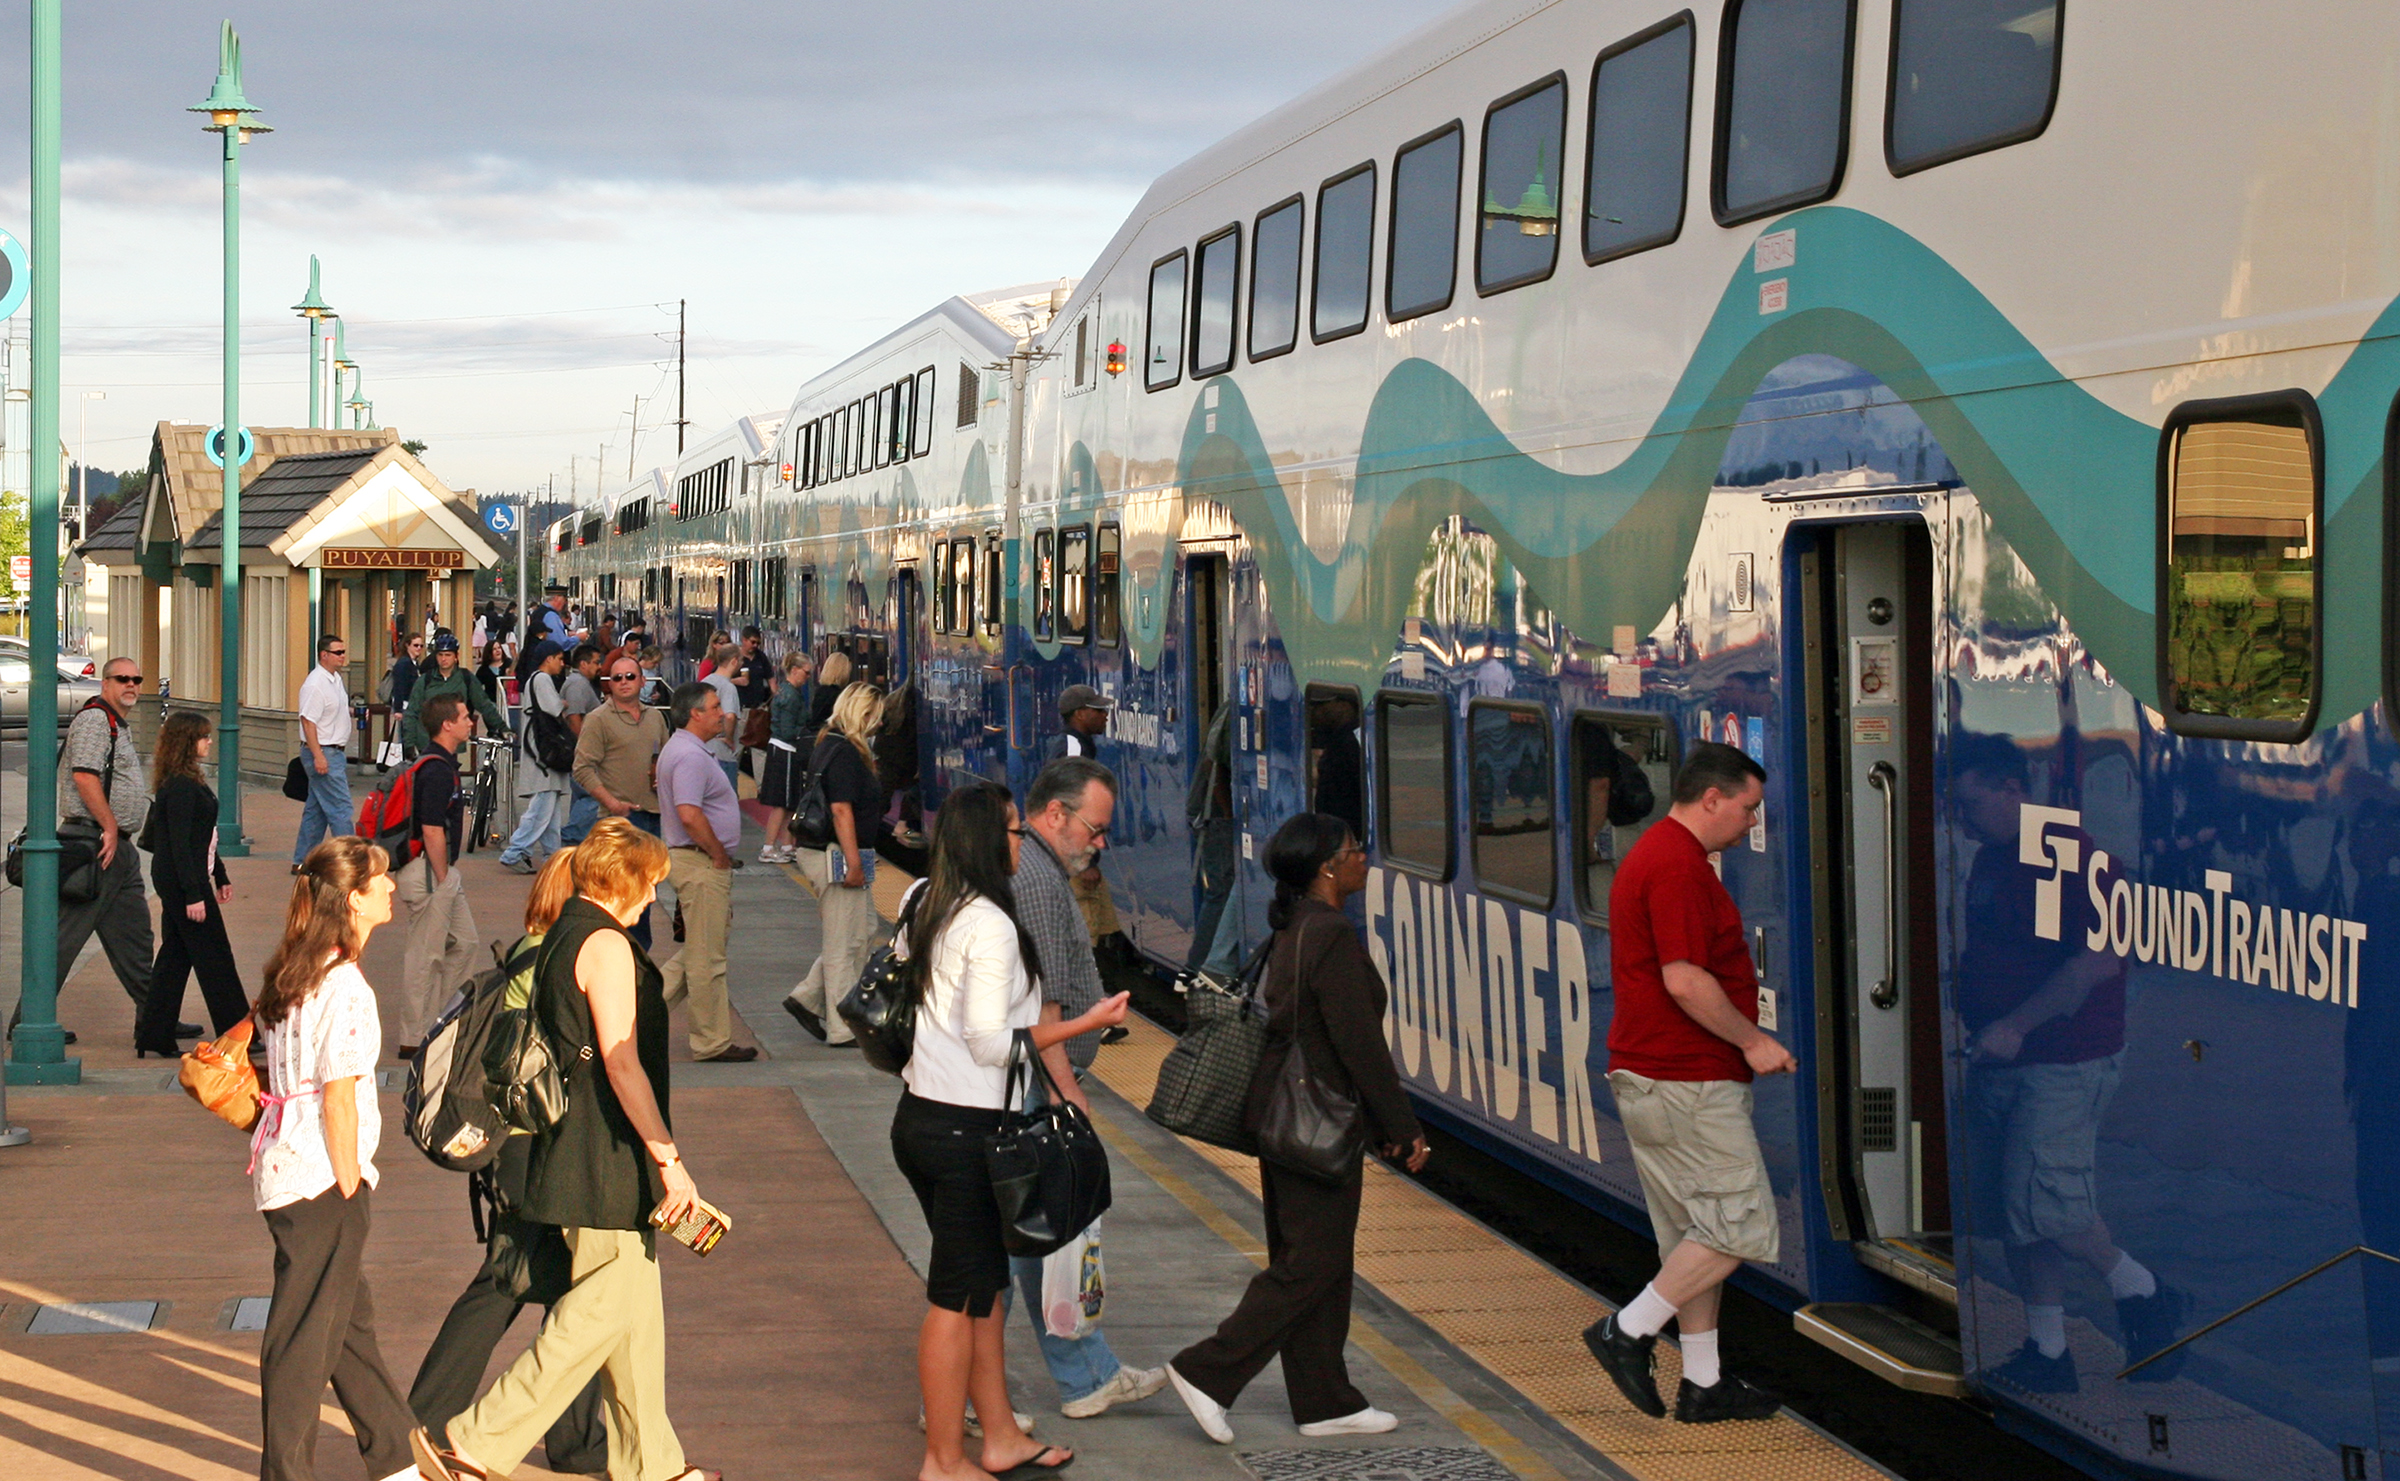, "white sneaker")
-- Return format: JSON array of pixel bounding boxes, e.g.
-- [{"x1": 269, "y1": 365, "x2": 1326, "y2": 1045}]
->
[
  {"x1": 1061, "y1": 1363, "x2": 1168, "y2": 1419},
  {"x1": 758, "y1": 844, "x2": 787, "y2": 863},
  {"x1": 1167, "y1": 1363, "x2": 1233, "y2": 1444},
  {"x1": 1298, "y1": 1406, "x2": 1397, "y2": 1437}
]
